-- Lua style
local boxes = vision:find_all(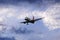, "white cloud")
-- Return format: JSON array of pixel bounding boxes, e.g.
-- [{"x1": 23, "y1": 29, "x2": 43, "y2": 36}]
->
[
  {"x1": 42, "y1": 4, "x2": 60, "y2": 30},
  {"x1": 0, "y1": 17, "x2": 4, "y2": 22}
]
